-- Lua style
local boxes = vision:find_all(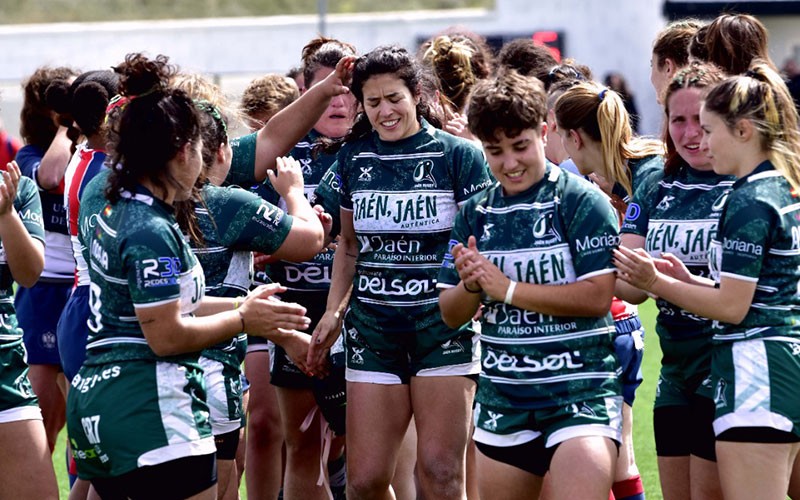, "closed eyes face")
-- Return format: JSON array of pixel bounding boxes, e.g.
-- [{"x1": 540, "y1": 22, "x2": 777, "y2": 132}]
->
[{"x1": 361, "y1": 73, "x2": 421, "y2": 142}]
